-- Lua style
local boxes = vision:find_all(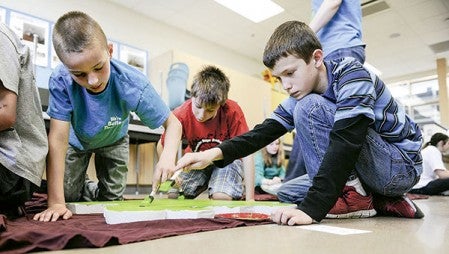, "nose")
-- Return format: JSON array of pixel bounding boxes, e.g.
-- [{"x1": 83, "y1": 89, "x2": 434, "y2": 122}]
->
[
  {"x1": 282, "y1": 79, "x2": 292, "y2": 91},
  {"x1": 197, "y1": 109, "x2": 205, "y2": 120},
  {"x1": 87, "y1": 73, "x2": 99, "y2": 86}
]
